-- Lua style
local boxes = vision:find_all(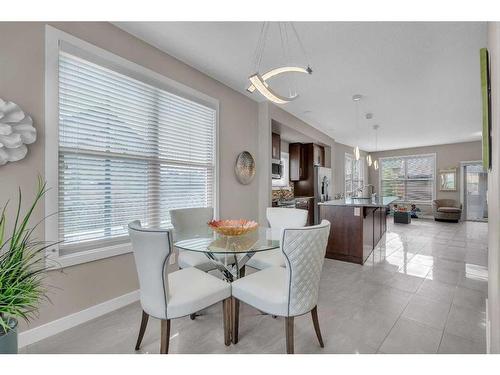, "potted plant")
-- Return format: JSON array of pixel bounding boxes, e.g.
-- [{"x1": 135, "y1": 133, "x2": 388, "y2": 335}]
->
[{"x1": 0, "y1": 178, "x2": 54, "y2": 354}]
